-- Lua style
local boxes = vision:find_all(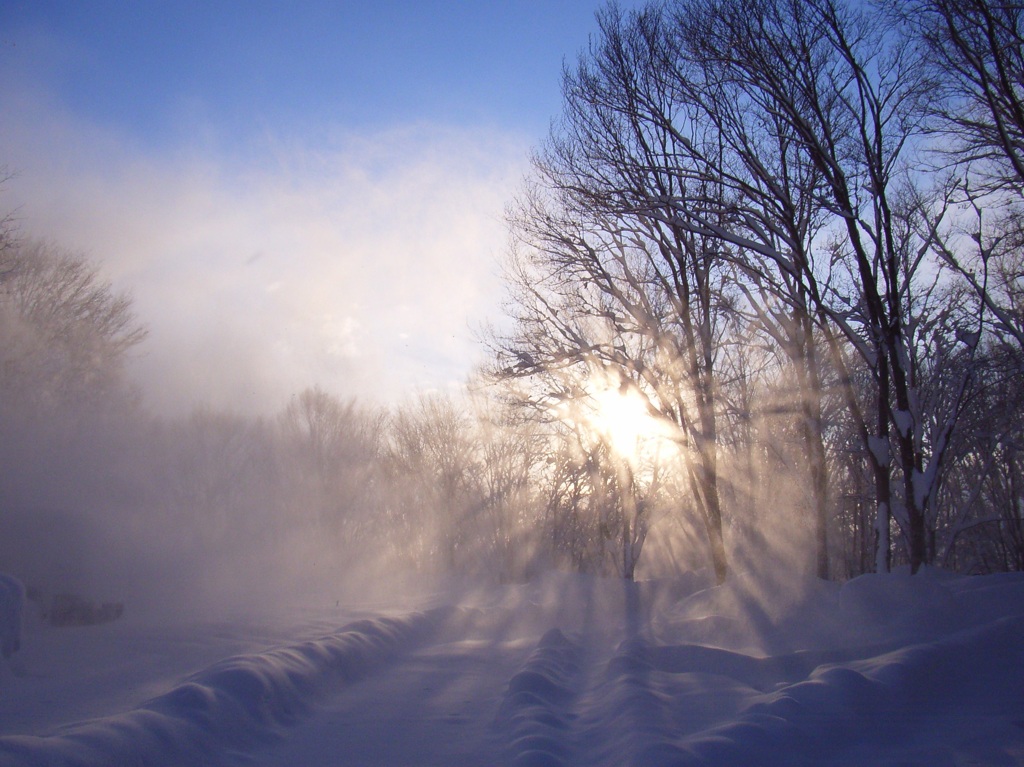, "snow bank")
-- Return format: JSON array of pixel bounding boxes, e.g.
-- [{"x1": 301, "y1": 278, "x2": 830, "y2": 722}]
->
[
  {"x1": 496, "y1": 569, "x2": 1024, "y2": 766},
  {"x1": 0, "y1": 608, "x2": 452, "y2": 767},
  {"x1": 659, "y1": 613, "x2": 1024, "y2": 766},
  {"x1": 0, "y1": 573, "x2": 26, "y2": 659},
  {"x1": 590, "y1": 569, "x2": 1024, "y2": 766}
]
